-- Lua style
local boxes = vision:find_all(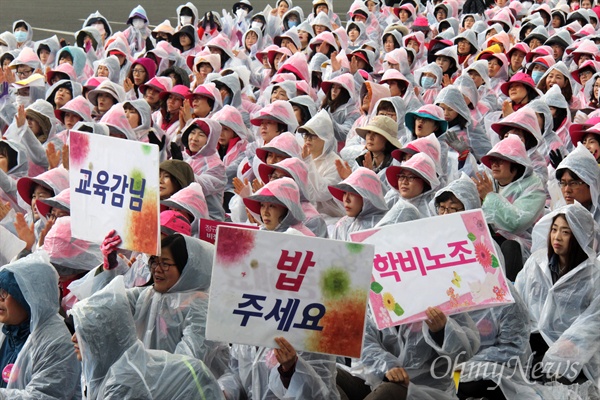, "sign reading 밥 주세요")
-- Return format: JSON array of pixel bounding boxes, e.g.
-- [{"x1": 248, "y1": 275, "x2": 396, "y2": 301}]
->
[
  {"x1": 350, "y1": 209, "x2": 514, "y2": 330},
  {"x1": 69, "y1": 130, "x2": 160, "y2": 255},
  {"x1": 206, "y1": 226, "x2": 374, "y2": 358}
]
